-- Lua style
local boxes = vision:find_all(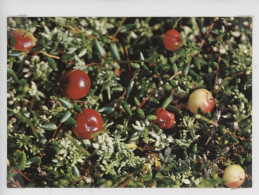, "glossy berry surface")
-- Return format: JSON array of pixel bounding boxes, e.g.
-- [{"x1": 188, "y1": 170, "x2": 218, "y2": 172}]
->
[
  {"x1": 188, "y1": 89, "x2": 215, "y2": 114},
  {"x1": 73, "y1": 108, "x2": 103, "y2": 139},
  {"x1": 163, "y1": 29, "x2": 182, "y2": 51},
  {"x1": 9, "y1": 29, "x2": 36, "y2": 52},
  {"x1": 223, "y1": 164, "x2": 245, "y2": 188},
  {"x1": 154, "y1": 107, "x2": 175, "y2": 129},
  {"x1": 60, "y1": 69, "x2": 91, "y2": 100}
]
